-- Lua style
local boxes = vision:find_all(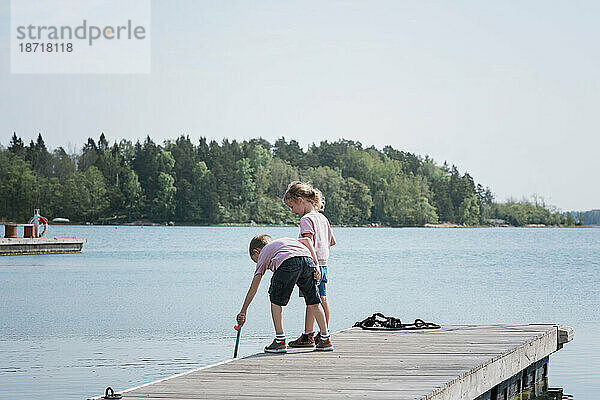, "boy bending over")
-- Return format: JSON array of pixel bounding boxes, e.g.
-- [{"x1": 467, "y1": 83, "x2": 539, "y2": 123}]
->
[{"x1": 236, "y1": 234, "x2": 333, "y2": 353}]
